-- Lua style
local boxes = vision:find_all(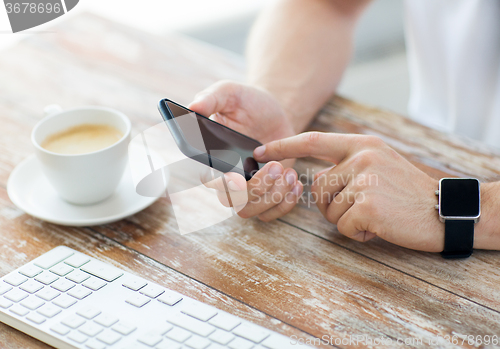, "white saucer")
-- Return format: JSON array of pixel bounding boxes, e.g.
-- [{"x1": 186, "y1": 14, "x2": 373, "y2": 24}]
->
[{"x1": 7, "y1": 155, "x2": 161, "y2": 226}]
